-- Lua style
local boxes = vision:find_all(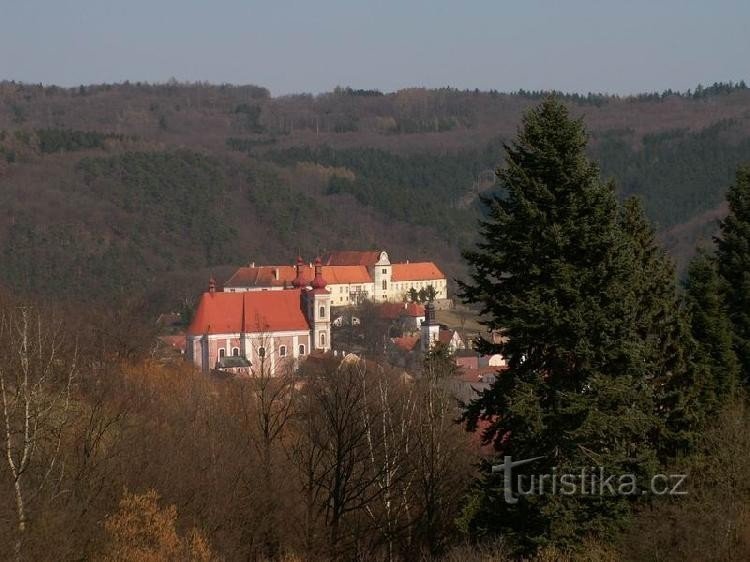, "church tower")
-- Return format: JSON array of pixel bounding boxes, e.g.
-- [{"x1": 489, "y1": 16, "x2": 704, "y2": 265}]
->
[
  {"x1": 372, "y1": 250, "x2": 392, "y2": 303},
  {"x1": 305, "y1": 257, "x2": 331, "y2": 352},
  {"x1": 420, "y1": 300, "x2": 440, "y2": 353}
]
